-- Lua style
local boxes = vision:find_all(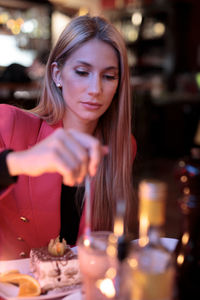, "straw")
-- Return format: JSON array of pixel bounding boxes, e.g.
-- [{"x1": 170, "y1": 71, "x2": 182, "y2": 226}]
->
[{"x1": 84, "y1": 175, "x2": 92, "y2": 238}]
